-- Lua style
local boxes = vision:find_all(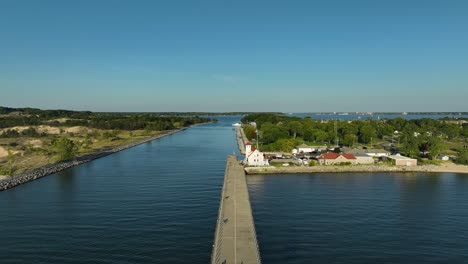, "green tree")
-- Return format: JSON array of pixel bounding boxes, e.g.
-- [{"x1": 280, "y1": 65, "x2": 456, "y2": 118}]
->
[
  {"x1": 260, "y1": 122, "x2": 288, "y2": 144},
  {"x1": 359, "y1": 124, "x2": 377, "y2": 144},
  {"x1": 400, "y1": 133, "x2": 420, "y2": 158},
  {"x1": 462, "y1": 124, "x2": 468, "y2": 138},
  {"x1": 275, "y1": 138, "x2": 299, "y2": 152},
  {"x1": 339, "y1": 123, "x2": 358, "y2": 137},
  {"x1": 455, "y1": 148, "x2": 468, "y2": 165},
  {"x1": 440, "y1": 124, "x2": 460, "y2": 140},
  {"x1": 426, "y1": 137, "x2": 446, "y2": 160},
  {"x1": 302, "y1": 126, "x2": 315, "y2": 142},
  {"x1": 313, "y1": 130, "x2": 329, "y2": 143},
  {"x1": 342, "y1": 134, "x2": 357, "y2": 147},
  {"x1": 286, "y1": 121, "x2": 303, "y2": 138},
  {"x1": 53, "y1": 138, "x2": 79, "y2": 161},
  {"x1": 243, "y1": 126, "x2": 257, "y2": 141},
  {"x1": 377, "y1": 123, "x2": 395, "y2": 139}
]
